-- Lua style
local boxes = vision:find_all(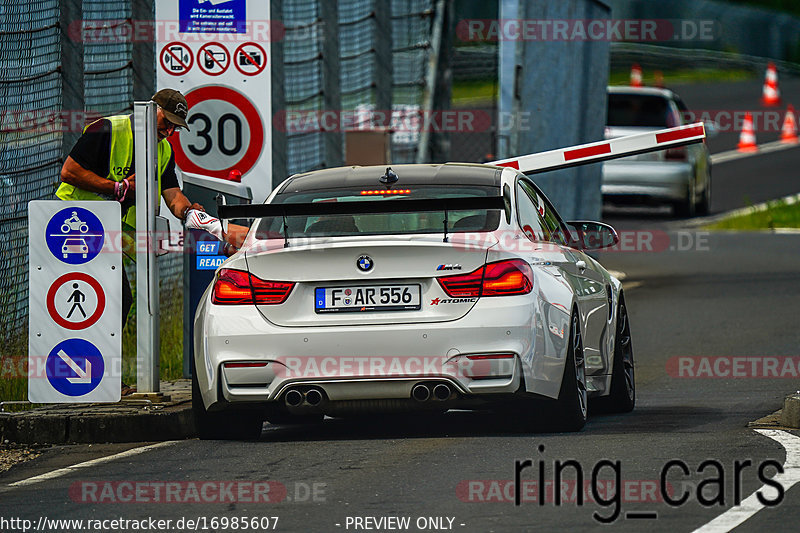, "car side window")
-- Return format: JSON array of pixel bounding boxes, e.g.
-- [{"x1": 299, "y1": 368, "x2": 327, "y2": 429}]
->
[
  {"x1": 674, "y1": 97, "x2": 690, "y2": 125},
  {"x1": 515, "y1": 181, "x2": 547, "y2": 242},
  {"x1": 538, "y1": 198, "x2": 569, "y2": 246},
  {"x1": 517, "y1": 180, "x2": 569, "y2": 245}
]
